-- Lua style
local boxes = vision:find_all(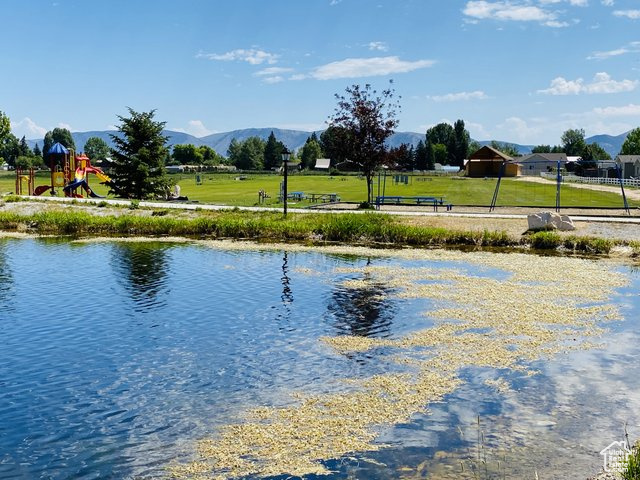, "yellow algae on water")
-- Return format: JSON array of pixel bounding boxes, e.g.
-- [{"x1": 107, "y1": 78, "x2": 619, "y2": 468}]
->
[{"x1": 171, "y1": 244, "x2": 629, "y2": 479}]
